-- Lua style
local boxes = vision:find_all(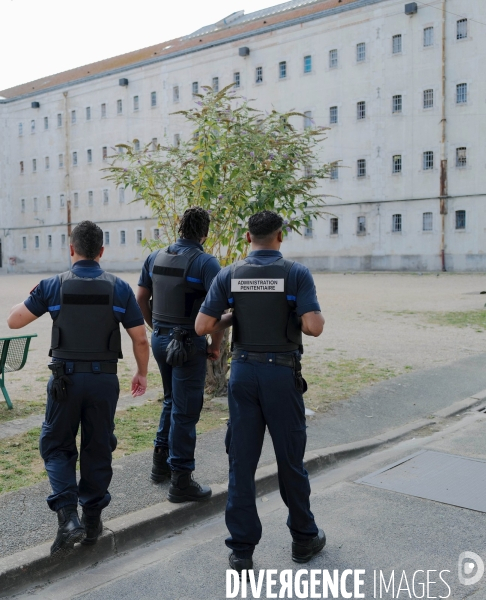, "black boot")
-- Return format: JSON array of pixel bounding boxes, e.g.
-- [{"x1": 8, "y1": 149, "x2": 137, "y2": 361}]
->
[
  {"x1": 50, "y1": 505, "x2": 86, "y2": 557},
  {"x1": 81, "y1": 512, "x2": 103, "y2": 545},
  {"x1": 229, "y1": 553, "x2": 253, "y2": 579},
  {"x1": 167, "y1": 470, "x2": 212, "y2": 503},
  {"x1": 151, "y1": 447, "x2": 170, "y2": 483},
  {"x1": 291, "y1": 528, "x2": 326, "y2": 563}
]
